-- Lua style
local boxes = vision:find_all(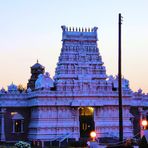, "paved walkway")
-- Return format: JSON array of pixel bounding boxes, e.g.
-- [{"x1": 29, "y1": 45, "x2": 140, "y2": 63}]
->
[
  {"x1": 88, "y1": 143, "x2": 139, "y2": 148},
  {"x1": 98, "y1": 145, "x2": 138, "y2": 148}
]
